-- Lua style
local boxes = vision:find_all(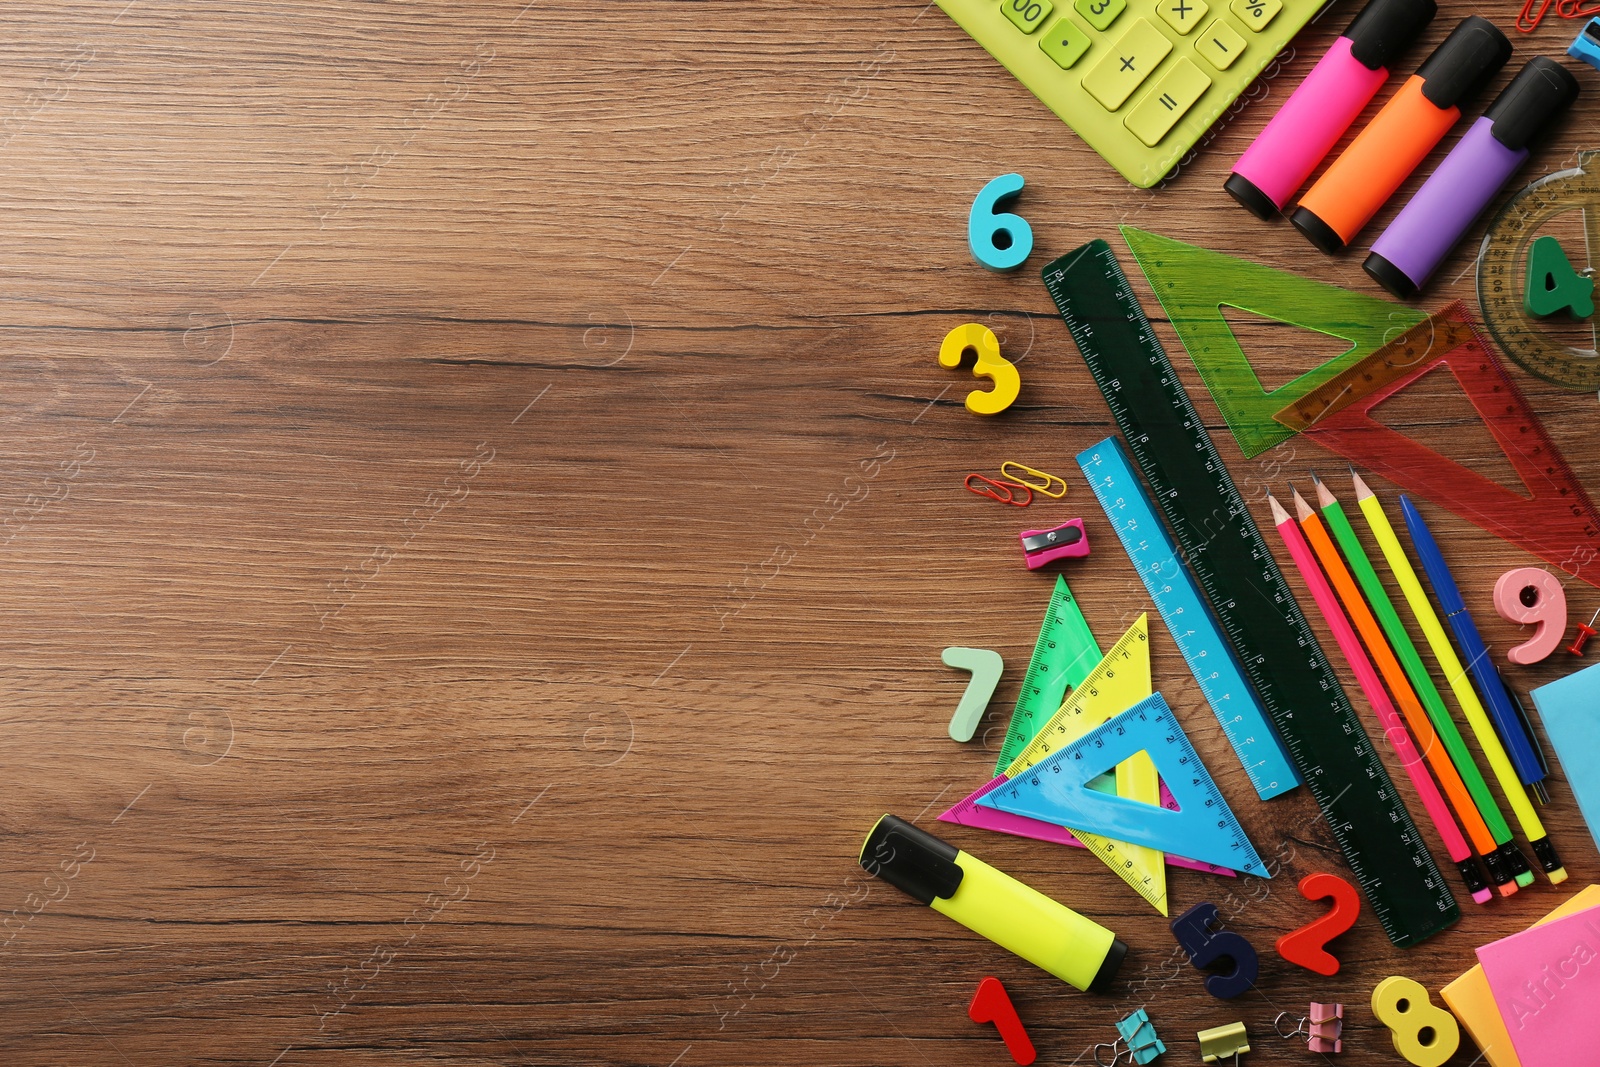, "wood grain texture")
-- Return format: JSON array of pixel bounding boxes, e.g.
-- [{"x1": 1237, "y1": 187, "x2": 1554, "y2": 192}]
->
[{"x1": 0, "y1": 1, "x2": 1597, "y2": 1064}]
